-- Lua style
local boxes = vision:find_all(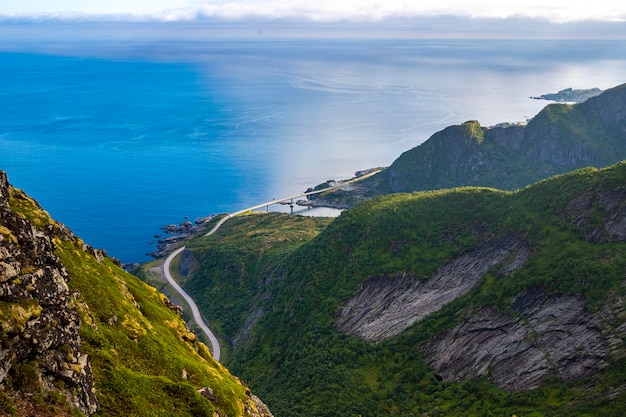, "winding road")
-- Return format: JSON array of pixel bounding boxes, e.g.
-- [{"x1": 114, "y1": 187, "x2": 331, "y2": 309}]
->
[
  {"x1": 162, "y1": 246, "x2": 222, "y2": 361},
  {"x1": 162, "y1": 169, "x2": 381, "y2": 362}
]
